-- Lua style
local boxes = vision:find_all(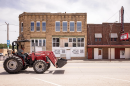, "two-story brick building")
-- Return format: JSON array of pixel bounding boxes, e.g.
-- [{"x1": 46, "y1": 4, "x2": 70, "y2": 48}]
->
[
  {"x1": 18, "y1": 12, "x2": 87, "y2": 60},
  {"x1": 87, "y1": 23, "x2": 130, "y2": 59}
]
